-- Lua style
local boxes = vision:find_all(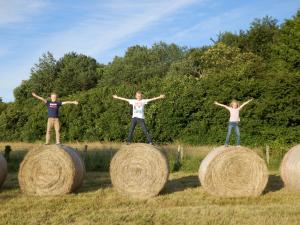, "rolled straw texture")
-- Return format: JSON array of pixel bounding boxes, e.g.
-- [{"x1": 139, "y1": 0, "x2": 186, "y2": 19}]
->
[
  {"x1": 18, "y1": 144, "x2": 85, "y2": 196},
  {"x1": 199, "y1": 146, "x2": 268, "y2": 197},
  {"x1": 110, "y1": 143, "x2": 169, "y2": 199},
  {"x1": 280, "y1": 144, "x2": 300, "y2": 191},
  {"x1": 0, "y1": 154, "x2": 7, "y2": 188}
]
